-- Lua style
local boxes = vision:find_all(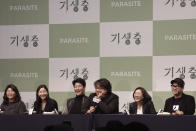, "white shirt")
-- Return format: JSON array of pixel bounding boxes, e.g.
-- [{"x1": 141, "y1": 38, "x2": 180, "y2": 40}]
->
[{"x1": 137, "y1": 107, "x2": 143, "y2": 114}]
